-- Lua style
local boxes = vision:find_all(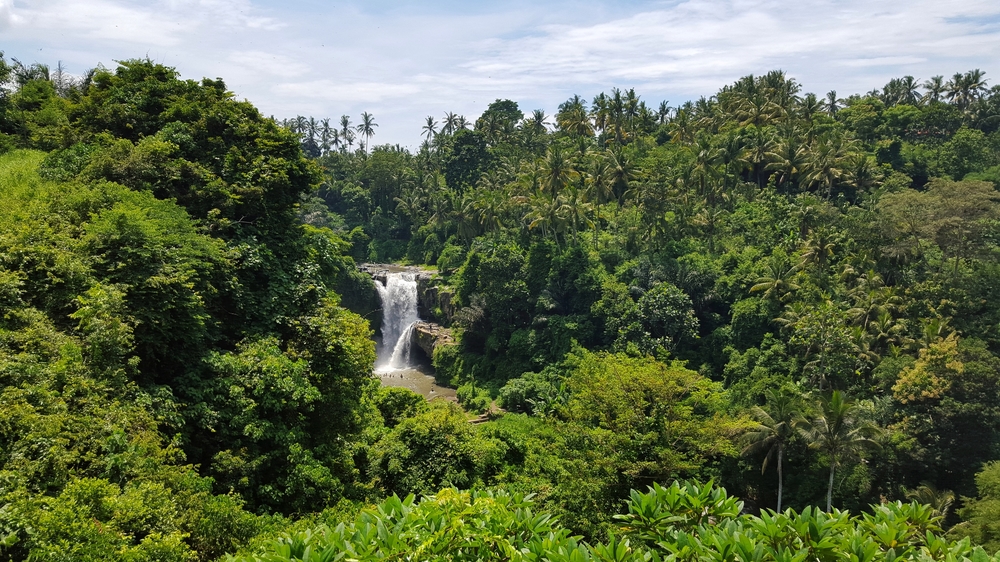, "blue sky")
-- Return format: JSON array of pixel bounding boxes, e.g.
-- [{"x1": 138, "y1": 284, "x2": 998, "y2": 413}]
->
[{"x1": 2, "y1": 0, "x2": 999, "y2": 147}]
